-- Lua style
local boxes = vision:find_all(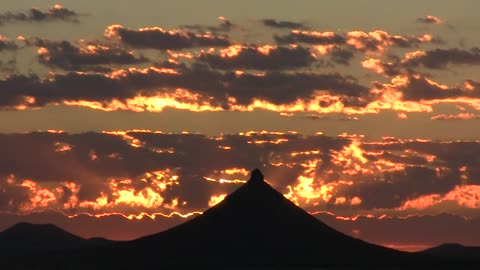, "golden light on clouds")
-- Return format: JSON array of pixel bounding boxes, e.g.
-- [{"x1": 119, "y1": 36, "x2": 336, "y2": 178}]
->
[{"x1": 208, "y1": 194, "x2": 227, "y2": 207}]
